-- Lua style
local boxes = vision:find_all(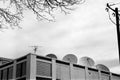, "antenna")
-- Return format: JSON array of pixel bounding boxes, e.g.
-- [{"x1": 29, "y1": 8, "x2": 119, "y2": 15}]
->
[
  {"x1": 62, "y1": 54, "x2": 78, "y2": 63},
  {"x1": 96, "y1": 64, "x2": 110, "y2": 72},
  {"x1": 79, "y1": 56, "x2": 95, "y2": 67},
  {"x1": 46, "y1": 53, "x2": 57, "y2": 59},
  {"x1": 30, "y1": 45, "x2": 42, "y2": 54}
]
